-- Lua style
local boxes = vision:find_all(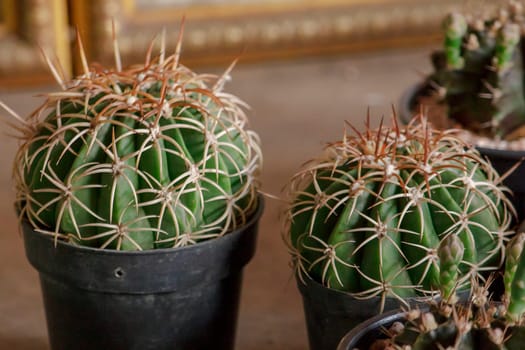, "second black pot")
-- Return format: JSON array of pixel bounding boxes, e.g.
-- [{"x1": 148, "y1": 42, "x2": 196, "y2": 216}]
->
[{"x1": 23, "y1": 199, "x2": 264, "y2": 350}]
